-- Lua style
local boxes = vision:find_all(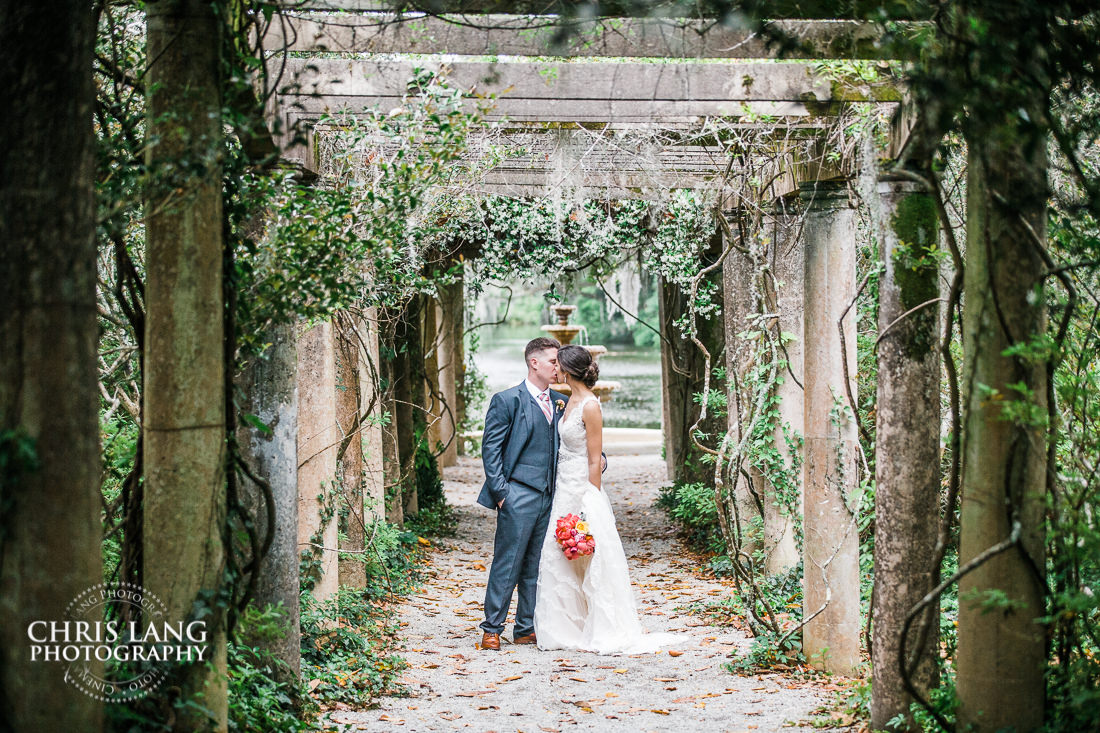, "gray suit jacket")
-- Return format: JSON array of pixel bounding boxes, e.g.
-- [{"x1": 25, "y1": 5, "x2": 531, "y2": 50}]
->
[{"x1": 477, "y1": 382, "x2": 566, "y2": 510}]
